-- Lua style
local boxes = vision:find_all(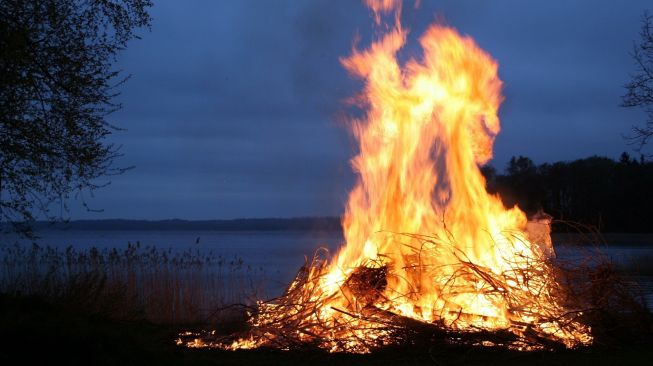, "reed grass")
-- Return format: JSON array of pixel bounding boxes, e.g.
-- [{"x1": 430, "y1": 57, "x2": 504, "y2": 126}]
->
[{"x1": 0, "y1": 242, "x2": 263, "y2": 324}]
